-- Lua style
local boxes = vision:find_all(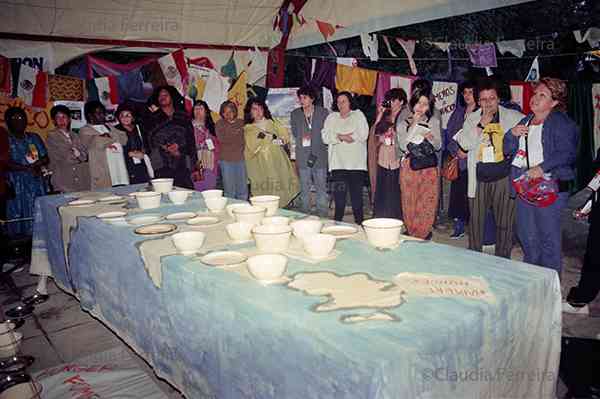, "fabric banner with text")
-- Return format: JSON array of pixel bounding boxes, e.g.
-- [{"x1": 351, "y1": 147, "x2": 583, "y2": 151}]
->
[{"x1": 432, "y1": 81, "x2": 458, "y2": 129}]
